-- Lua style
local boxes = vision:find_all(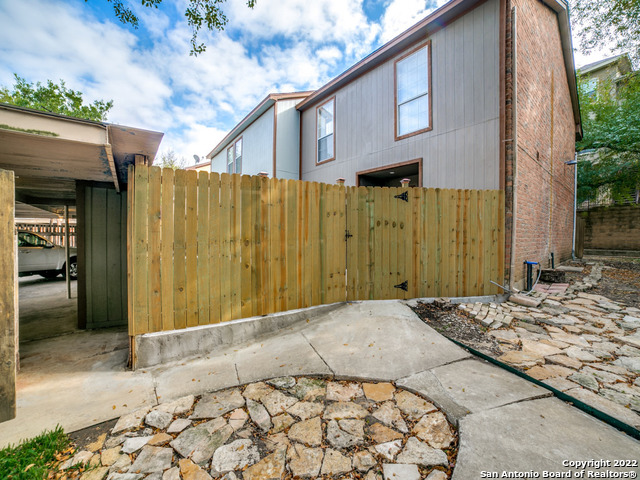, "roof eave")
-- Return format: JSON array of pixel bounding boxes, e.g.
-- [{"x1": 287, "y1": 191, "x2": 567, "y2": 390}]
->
[
  {"x1": 206, "y1": 92, "x2": 313, "y2": 160},
  {"x1": 539, "y1": 0, "x2": 582, "y2": 139},
  {"x1": 296, "y1": 0, "x2": 486, "y2": 111}
]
